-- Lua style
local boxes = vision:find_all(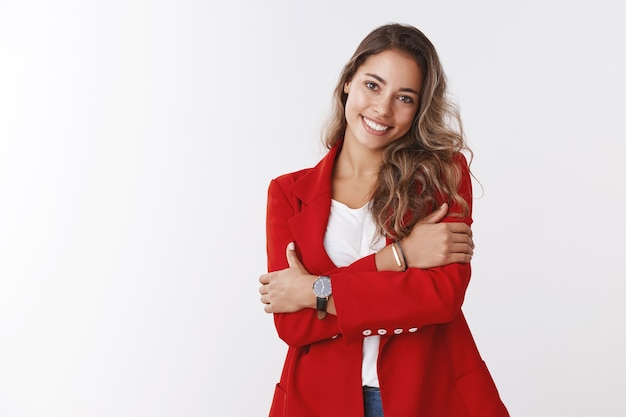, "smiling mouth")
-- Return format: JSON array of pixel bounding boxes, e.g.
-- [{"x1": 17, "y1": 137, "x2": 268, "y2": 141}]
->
[{"x1": 362, "y1": 116, "x2": 391, "y2": 132}]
